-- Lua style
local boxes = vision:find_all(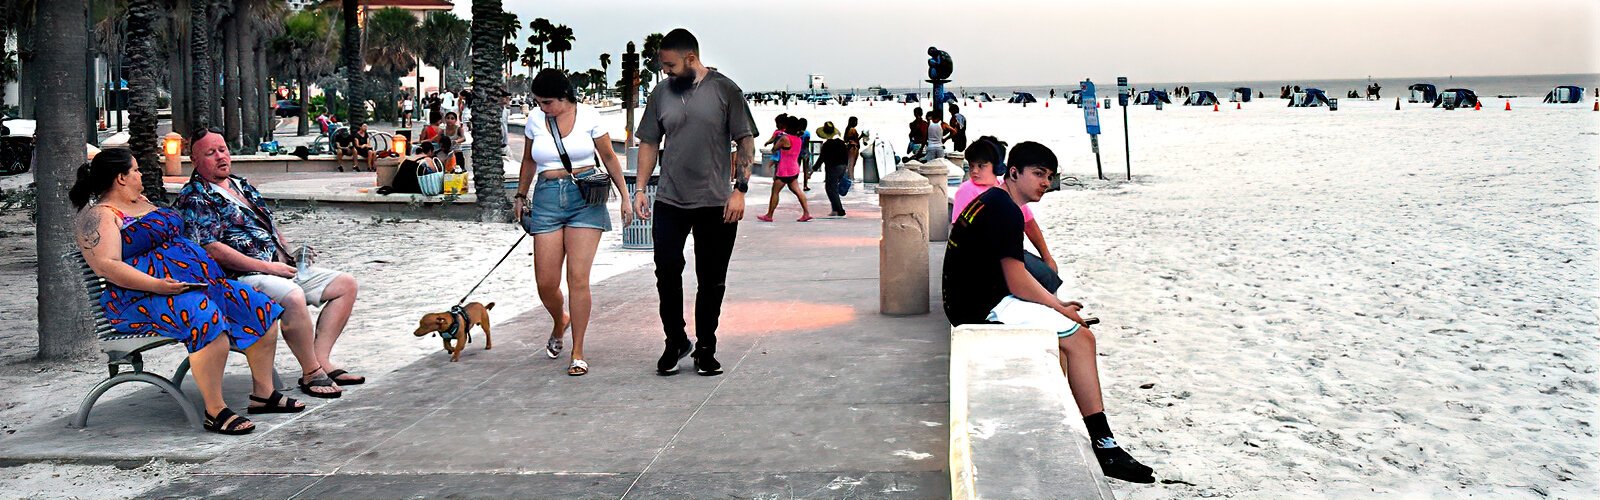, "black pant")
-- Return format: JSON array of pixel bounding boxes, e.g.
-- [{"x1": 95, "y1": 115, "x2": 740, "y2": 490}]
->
[
  {"x1": 822, "y1": 162, "x2": 846, "y2": 215},
  {"x1": 1024, "y1": 251, "x2": 1062, "y2": 294},
  {"x1": 653, "y1": 201, "x2": 739, "y2": 351}
]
